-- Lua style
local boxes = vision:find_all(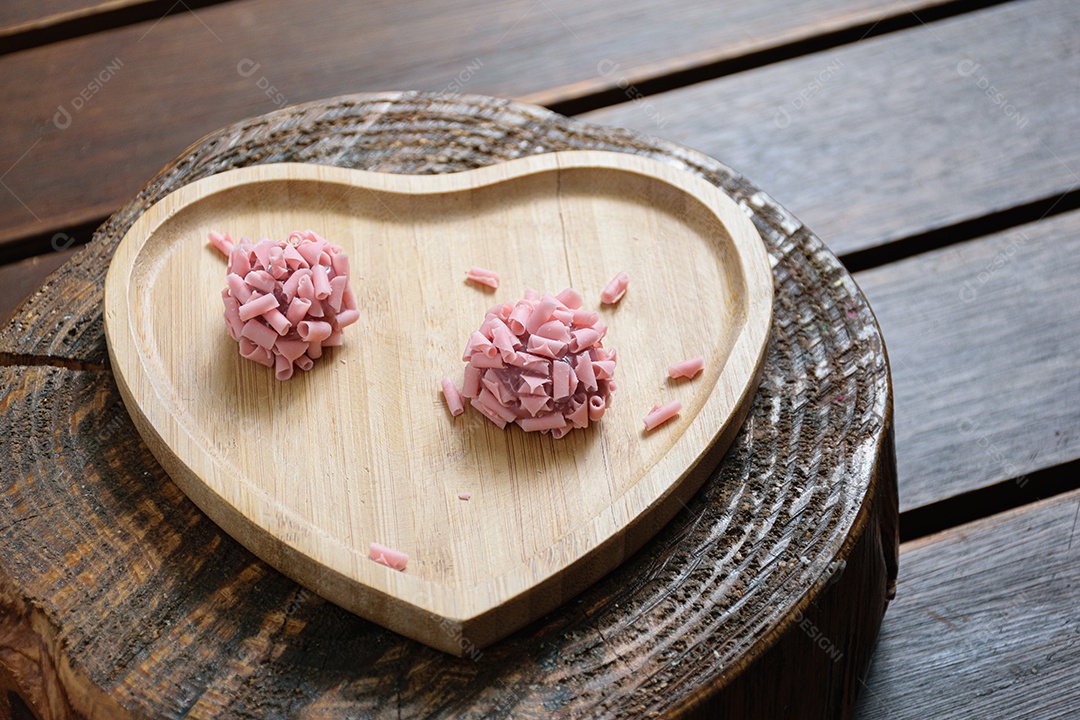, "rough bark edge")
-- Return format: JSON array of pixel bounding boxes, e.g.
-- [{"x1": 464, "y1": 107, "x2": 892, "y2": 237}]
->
[{"x1": 682, "y1": 396, "x2": 898, "y2": 717}]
